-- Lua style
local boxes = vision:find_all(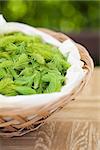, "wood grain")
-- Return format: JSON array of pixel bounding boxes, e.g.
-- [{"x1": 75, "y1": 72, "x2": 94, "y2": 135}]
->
[{"x1": 0, "y1": 67, "x2": 100, "y2": 150}]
